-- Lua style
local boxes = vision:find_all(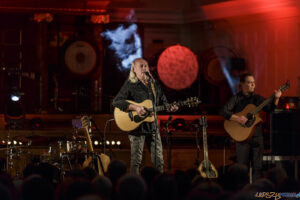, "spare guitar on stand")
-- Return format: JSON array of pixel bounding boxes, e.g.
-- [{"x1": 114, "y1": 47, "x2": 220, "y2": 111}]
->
[
  {"x1": 197, "y1": 115, "x2": 218, "y2": 178},
  {"x1": 81, "y1": 116, "x2": 110, "y2": 175}
]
